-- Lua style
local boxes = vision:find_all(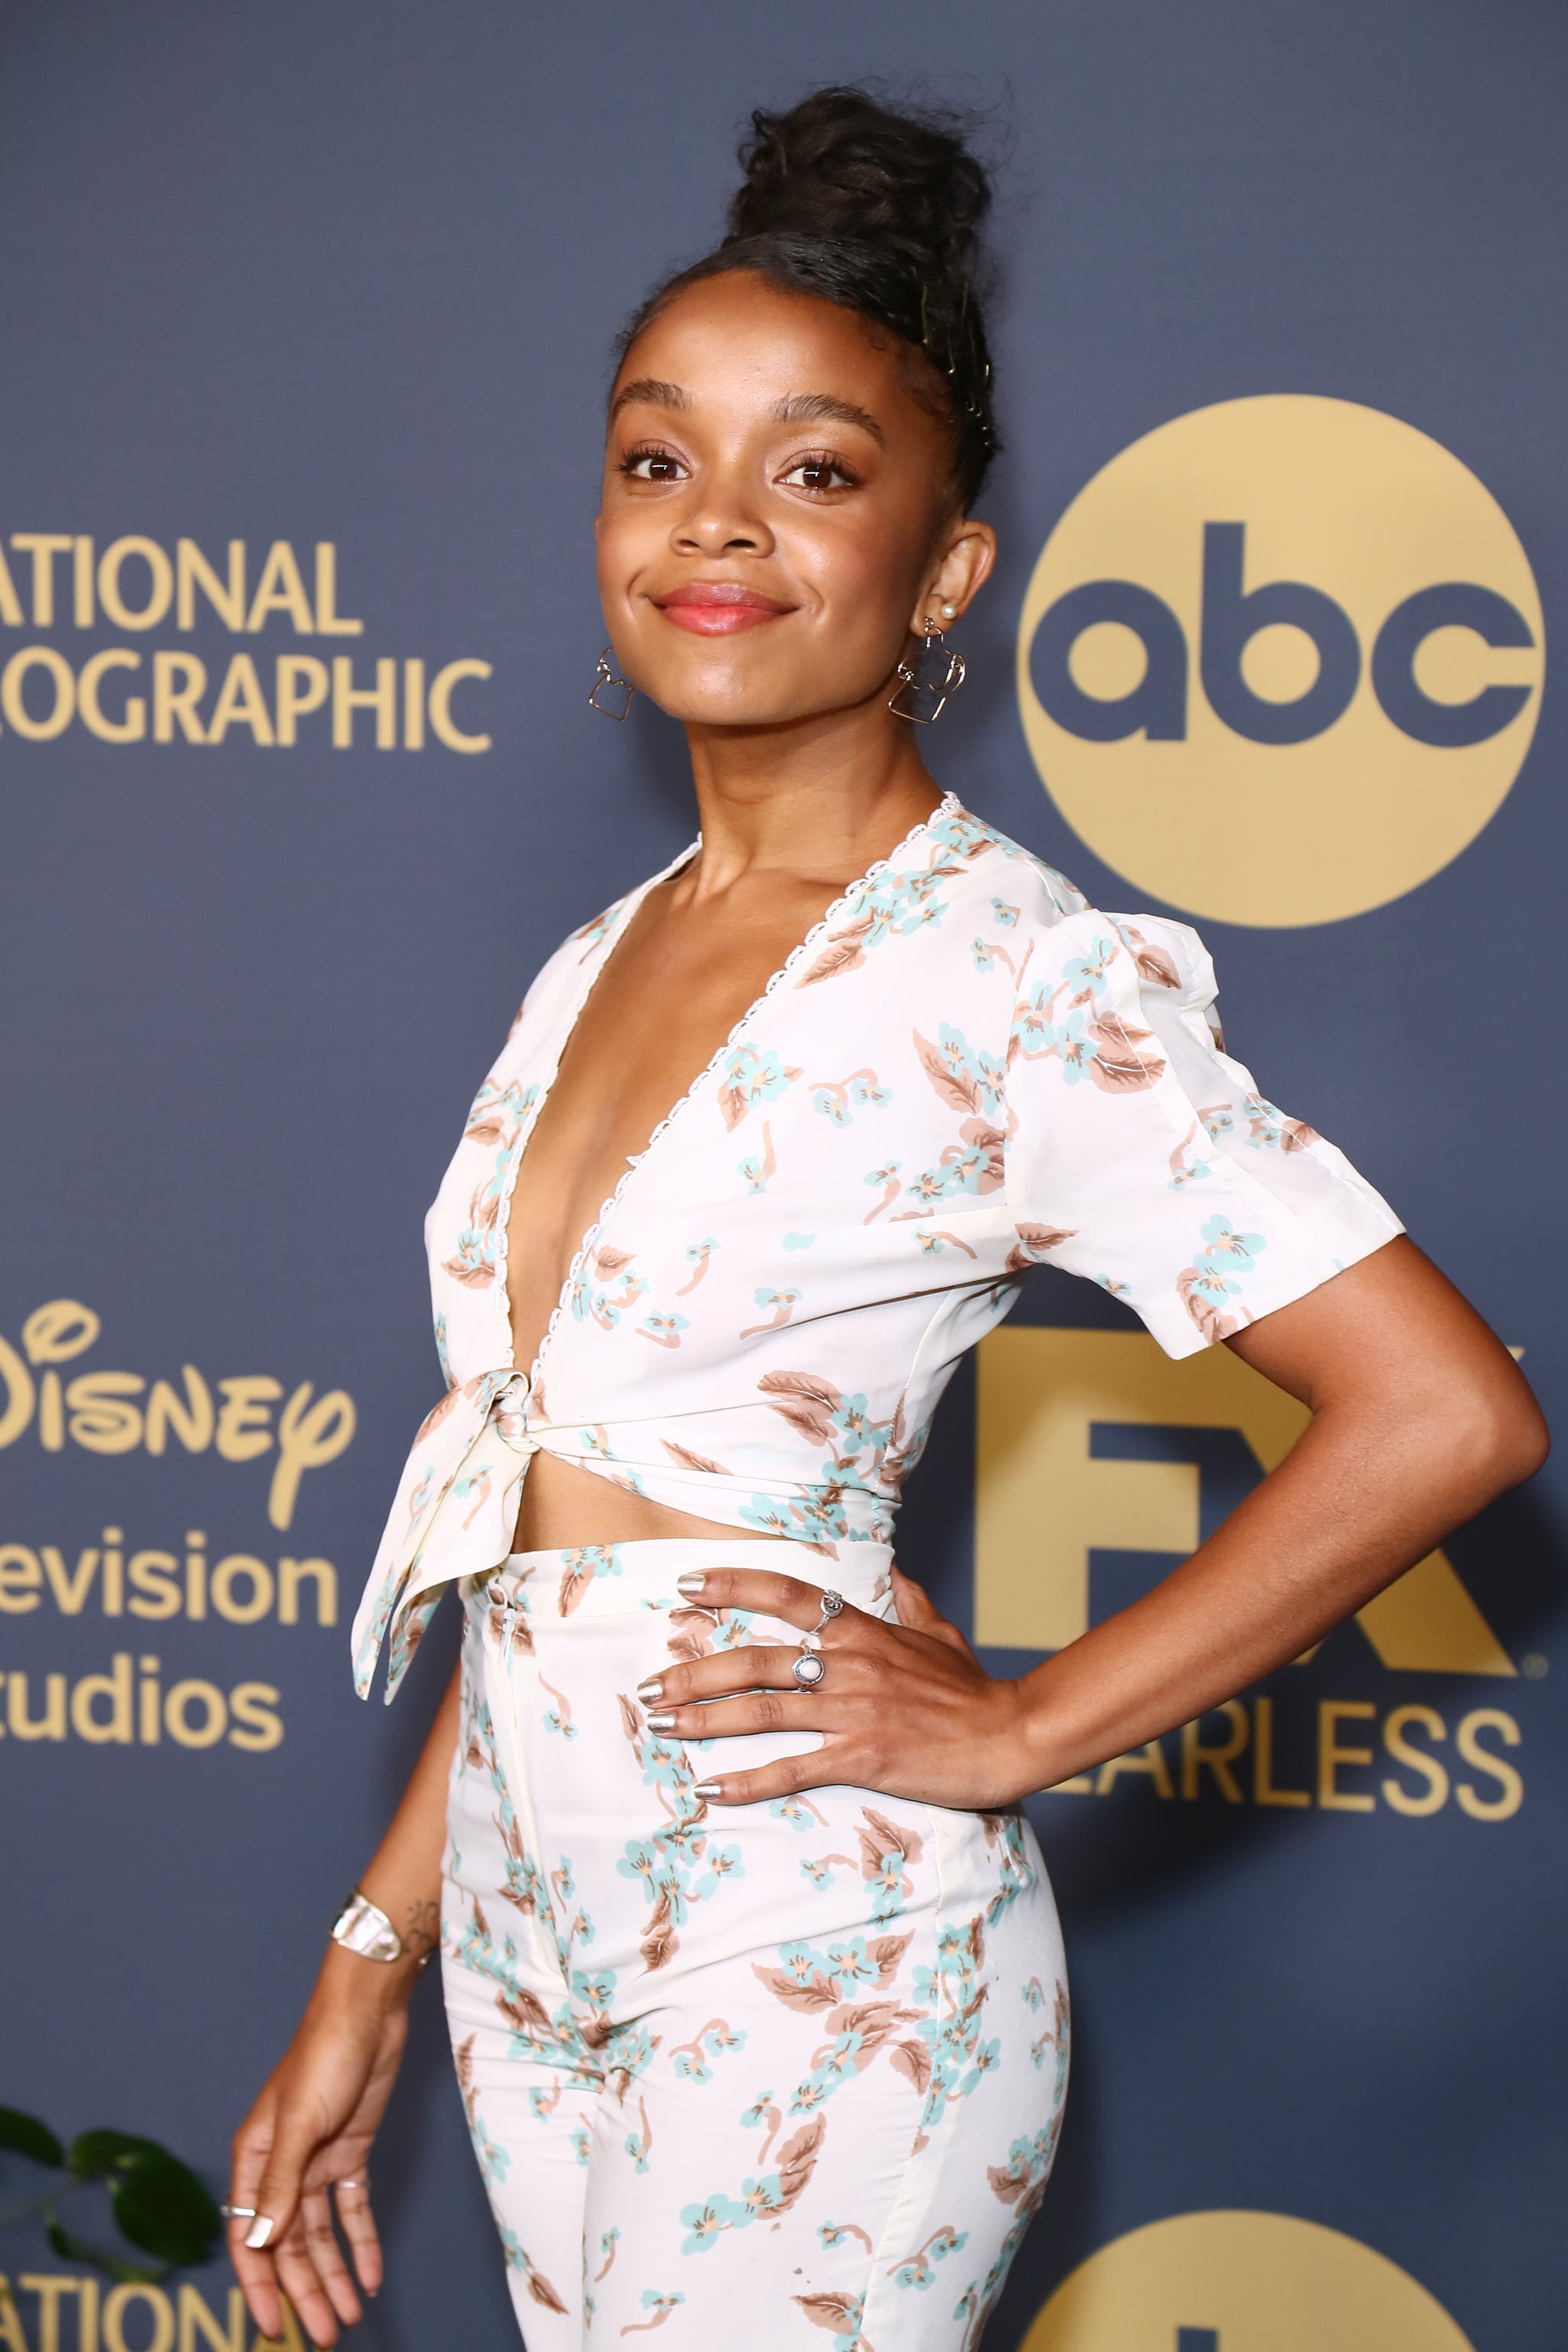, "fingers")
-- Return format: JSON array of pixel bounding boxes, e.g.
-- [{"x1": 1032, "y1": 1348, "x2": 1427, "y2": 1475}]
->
[
  {"x1": 230, "y1": 2236, "x2": 283, "y2": 2343},
  {"x1": 332, "y1": 2177, "x2": 384, "y2": 2297},
  {"x1": 255, "y1": 2175, "x2": 374, "y2": 2350},
  {"x1": 246, "y1": 2105, "x2": 317, "y2": 2256},
  {"x1": 272, "y1": 2207, "x2": 350, "y2": 2349},
  {"x1": 644, "y1": 1642, "x2": 825, "y2": 1707},
  {"x1": 231, "y1": 2223, "x2": 290, "y2": 2344},
  {"x1": 229, "y1": 1982, "x2": 404, "y2": 2347},
  {"x1": 232, "y1": 2100, "x2": 325, "y2": 2331},
  {"x1": 890, "y1": 1565, "x2": 975, "y2": 1656},
  {"x1": 889, "y1": 1564, "x2": 939, "y2": 1625},
  {"x1": 231, "y1": 2264, "x2": 283, "y2": 2343},
  {"x1": 694, "y1": 1743, "x2": 835, "y2": 1808},
  {"x1": 297, "y1": 2183, "x2": 366, "y2": 2330},
  {"x1": 660, "y1": 1688, "x2": 836, "y2": 1743},
  {"x1": 230, "y1": 2099, "x2": 285, "y2": 2339},
  {"x1": 673, "y1": 1564, "x2": 830, "y2": 1630},
  {"x1": 646, "y1": 1583, "x2": 869, "y2": 1710}
]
